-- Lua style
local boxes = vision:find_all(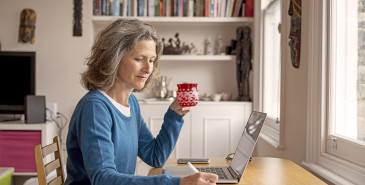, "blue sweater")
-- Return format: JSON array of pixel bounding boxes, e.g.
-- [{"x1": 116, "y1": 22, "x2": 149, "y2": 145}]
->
[{"x1": 65, "y1": 90, "x2": 184, "y2": 185}]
